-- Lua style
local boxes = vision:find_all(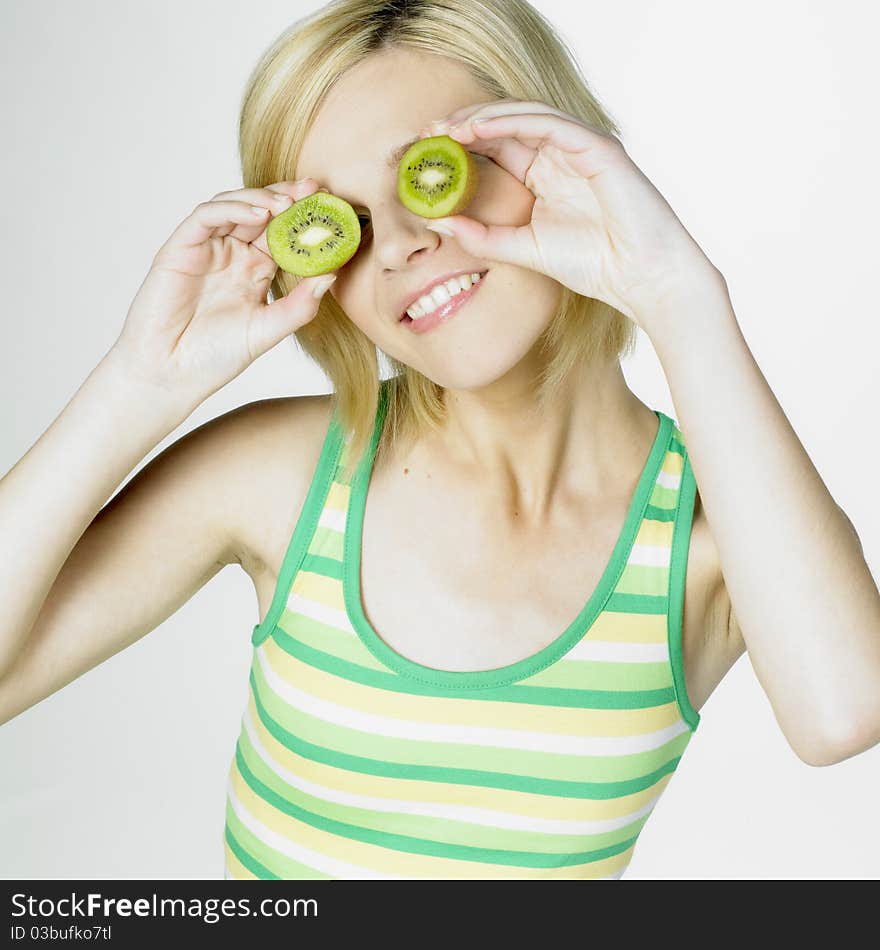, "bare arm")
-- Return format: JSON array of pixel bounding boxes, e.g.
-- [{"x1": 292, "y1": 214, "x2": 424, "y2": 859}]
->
[
  {"x1": 0, "y1": 349, "x2": 194, "y2": 679},
  {"x1": 0, "y1": 379, "x2": 287, "y2": 726},
  {"x1": 649, "y1": 278, "x2": 880, "y2": 767},
  {"x1": 0, "y1": 175, "x2": 334, "y2": 726}
]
